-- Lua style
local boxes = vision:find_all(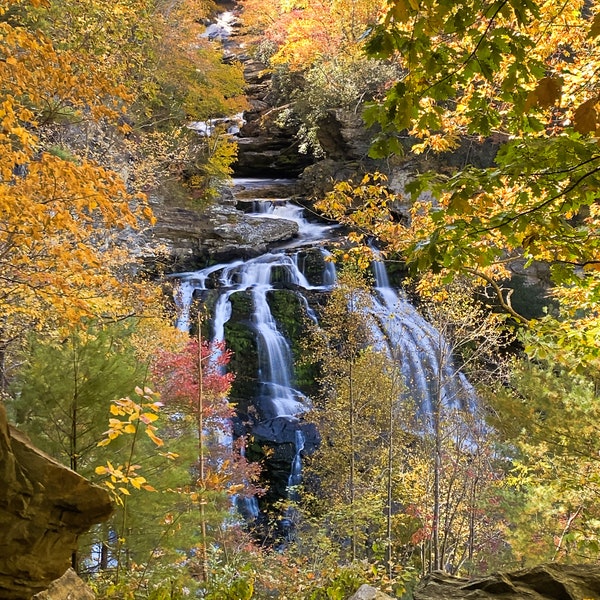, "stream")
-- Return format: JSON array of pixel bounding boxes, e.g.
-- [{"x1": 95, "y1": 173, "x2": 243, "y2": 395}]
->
[{"x1": 170, "y1": 9, "x2": 477, "y2": 528}]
